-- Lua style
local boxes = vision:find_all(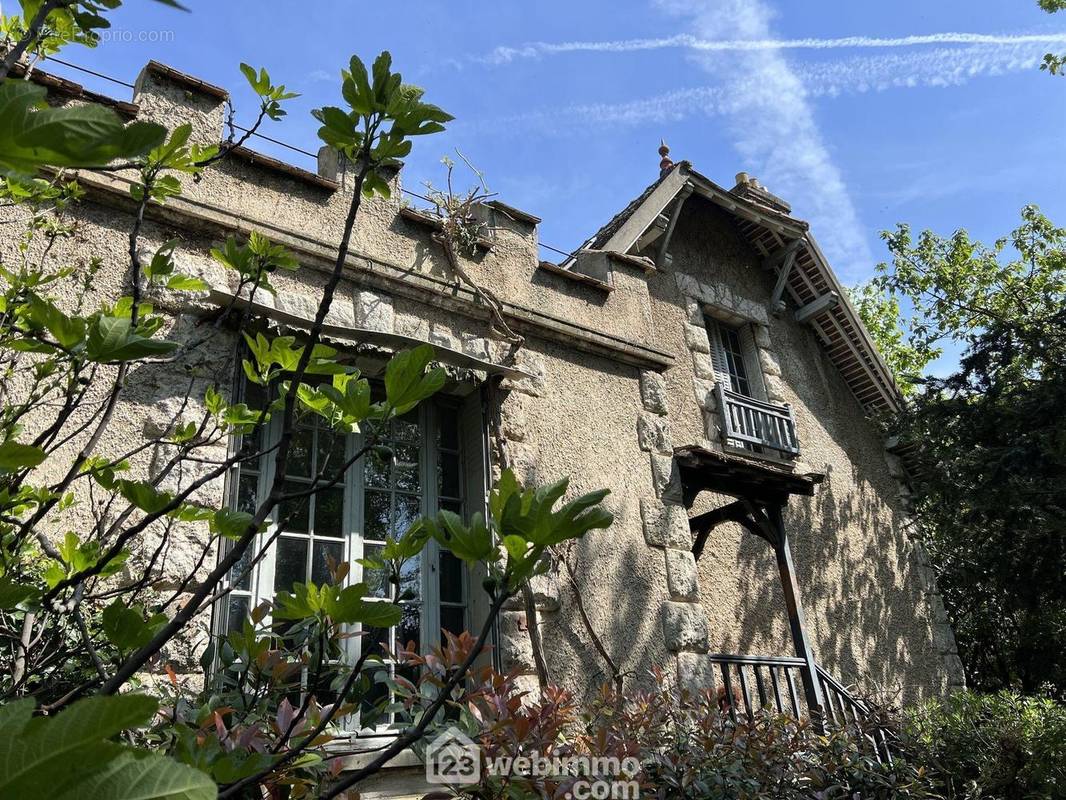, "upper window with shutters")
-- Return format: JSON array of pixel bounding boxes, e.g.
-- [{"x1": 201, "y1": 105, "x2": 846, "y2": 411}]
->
[{"x1": 704, "y1": 313, "x2": 800, "y2": 459}]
